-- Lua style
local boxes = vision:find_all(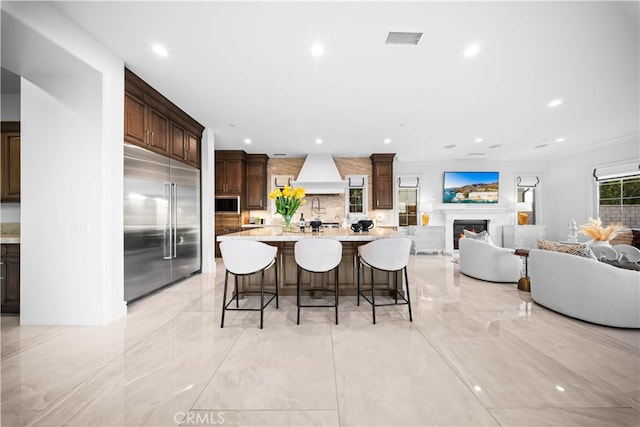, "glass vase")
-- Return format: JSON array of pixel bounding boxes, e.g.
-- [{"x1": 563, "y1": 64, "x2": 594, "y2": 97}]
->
[{"x1": 282, "y1": 214, "x2": 293, "y2": 232}]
